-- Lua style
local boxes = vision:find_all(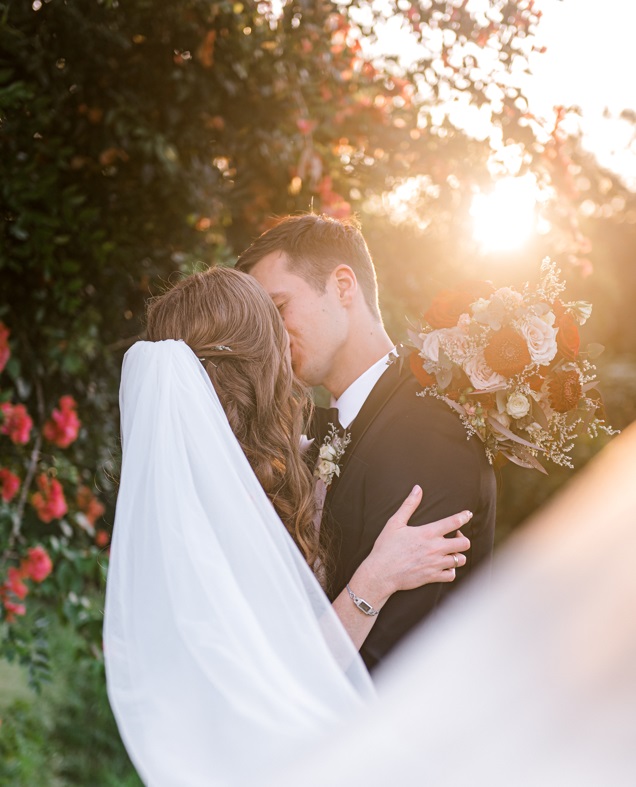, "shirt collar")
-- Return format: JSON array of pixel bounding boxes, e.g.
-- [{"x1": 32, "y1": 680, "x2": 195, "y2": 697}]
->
[{"x1": 331, "y1": 349, "x2": 396, "y2": 429}]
